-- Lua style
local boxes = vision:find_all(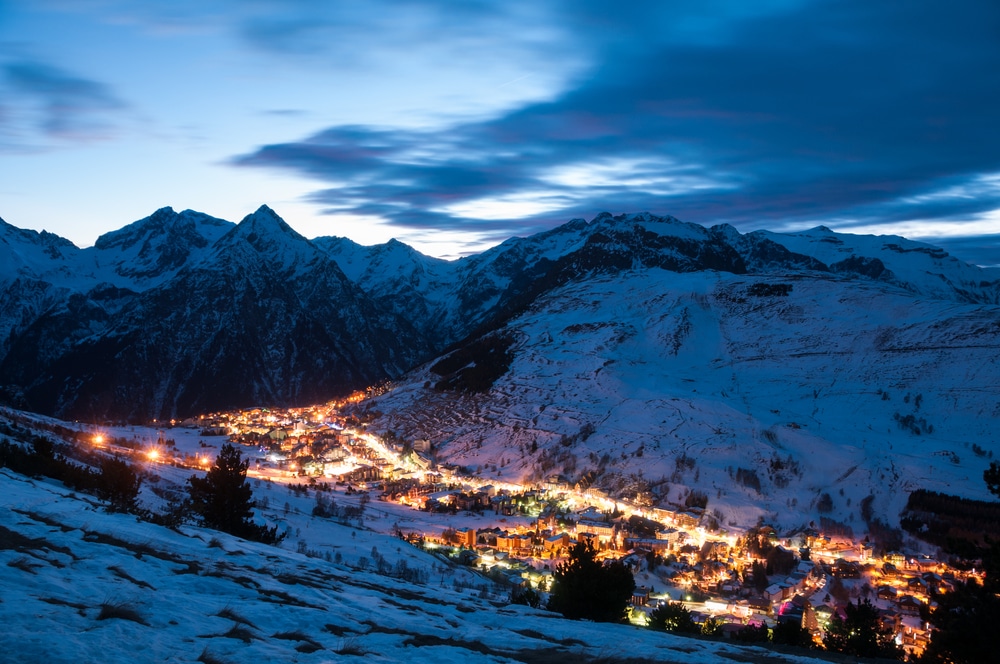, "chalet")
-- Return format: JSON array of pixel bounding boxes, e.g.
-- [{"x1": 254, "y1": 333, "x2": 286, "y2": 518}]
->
[
  {"x1": 765, "y1": 583, "x2": 786, "y2": 604},
  {"x1": 631, "y1": 586, "x2": 651, "y2": 607},
  {"x1": 914, "y1": 557, "x2": 941, "y2": 573},
  {"x1": 456, "y1": 549, "x2": 479, "y2": 566},
  {"x1": 746, "y1": 595, "x2": 774, "y2": 616},
  {"x1": 897, "y1": 595, "x2": 923, "y2": 617},
  {"x1": 907, "y1": 576, "x2": 928, "y2": 596},
  {"x1": 833, "y1": 559, "x2": 862, "y2": 578}
]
